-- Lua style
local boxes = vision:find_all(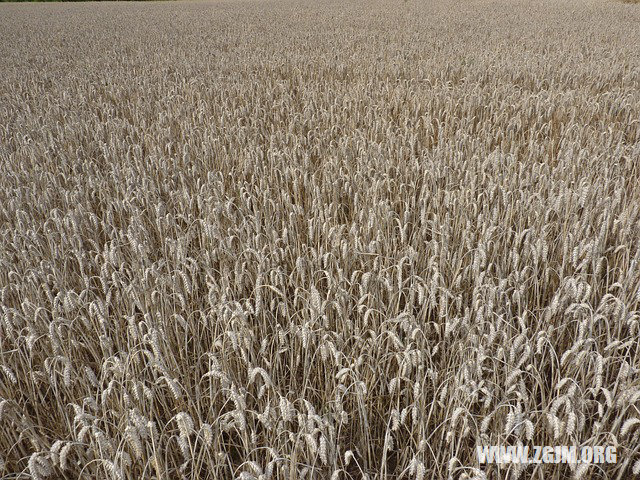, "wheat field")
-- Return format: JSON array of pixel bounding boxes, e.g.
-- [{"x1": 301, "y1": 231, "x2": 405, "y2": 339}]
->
[{"x1": 1, "y1": 0, "x2": 640, "y2": 479}]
